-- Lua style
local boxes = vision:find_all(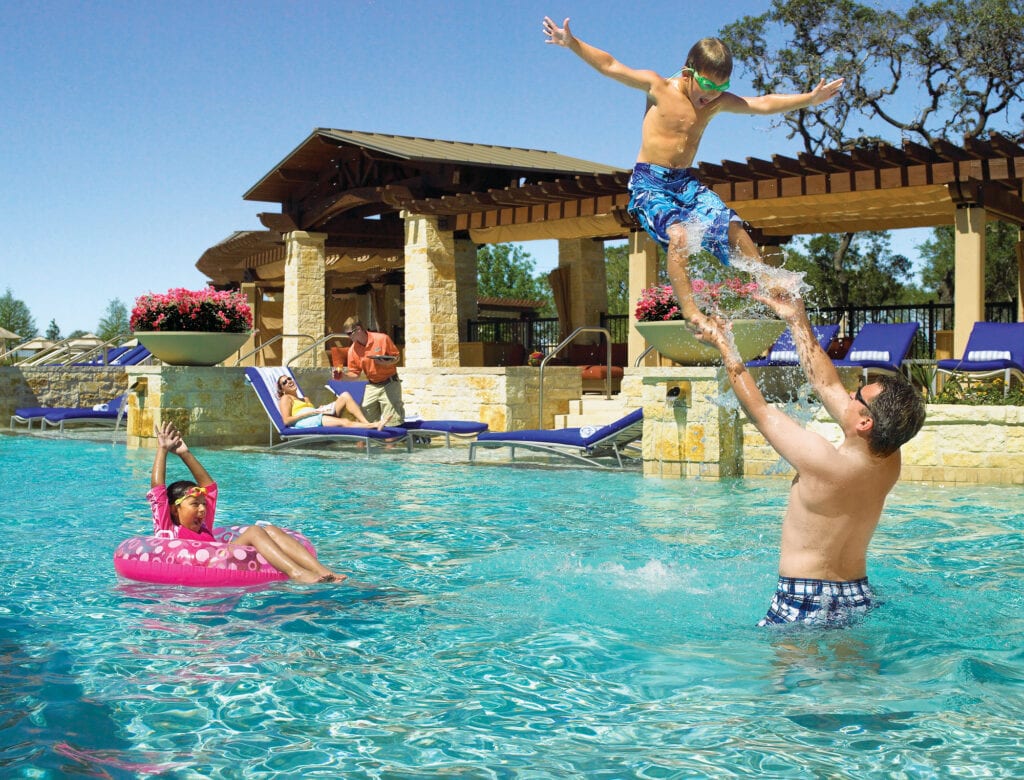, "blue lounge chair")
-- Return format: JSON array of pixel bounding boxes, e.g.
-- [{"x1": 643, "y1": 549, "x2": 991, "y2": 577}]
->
[
  {"x1": 833, "y1": 322, "x2": 920, "y2": 381},
  {"x1": 469, "y1": 408, "x2": 643, "y2": 469},
  {"x1": 245, "y1": 367, "x2": 412, "y2": 453},
  {"x1": 110, "y1": 344, "x2": 151, "y2": 366},
  {"x1": 326, "y1": 379, "x2": 489, "y2": 447},
  {"x1": 746, "y1": 324, "x2": 840, "y2": 367},
  {"x1": 936, "y1": 322, "x2": 1024, "y2": 397},
  {"x1": 11, "y1": 395, "x2": 126, "y2": 432}
]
